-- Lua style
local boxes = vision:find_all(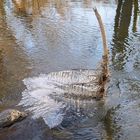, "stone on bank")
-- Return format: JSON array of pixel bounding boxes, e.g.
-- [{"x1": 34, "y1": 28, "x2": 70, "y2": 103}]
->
[{"x1": 0, "y1": 109, "x2": 27, "y2": 128}]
